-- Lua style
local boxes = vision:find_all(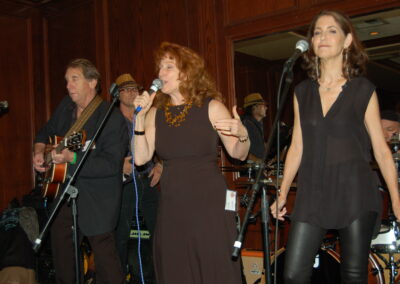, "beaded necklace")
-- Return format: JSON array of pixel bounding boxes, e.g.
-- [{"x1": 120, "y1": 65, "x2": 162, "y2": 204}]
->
[{"x1": 164, "y1": 100, "x2": 193, "y2": 127}]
